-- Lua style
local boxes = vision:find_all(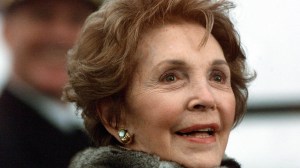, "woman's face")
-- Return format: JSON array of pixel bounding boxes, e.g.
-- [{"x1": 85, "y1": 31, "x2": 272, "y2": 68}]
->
[{"x1": 124, "y1": 21, "x2": 235, "y2": 168}]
